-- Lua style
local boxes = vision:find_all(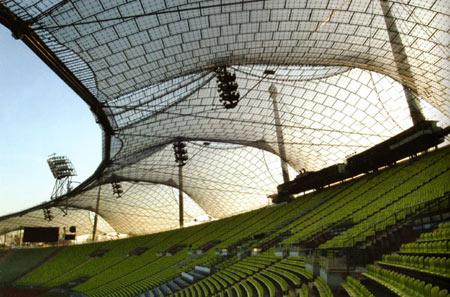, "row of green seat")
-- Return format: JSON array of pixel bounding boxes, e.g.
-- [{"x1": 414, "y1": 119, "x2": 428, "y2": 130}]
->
[
  {"x1": 341, "y1": 276, "x2": 374, "y2": 297},
  {"x1": 299, "y1": 284, "x2": 309, "y2": 297},
  {"x1": 19, "y1": 228, "x2": 189, "y2": 295},
  {"x1": 313, "y1": 276, "x2": 332, "y2": 297},
  {"x1": 79, "y1": 209, "x2": 298, "y2": 296},
  {"x1": 170, "y1": 256, "x2": 309, "y2": 297},
  {"x1": 16, "y1": 198, "x2": 316, "y2": 297},
  {"x1": 320, "y1": 149, "x2": 450, "y2": 249},
  {"x1": 400, "y1": 240, "x2": 449, "y2": 255},
  {"x1": 72, "y1": 182, "x2": 335, "y2": 297},
  {"x1": 266, "y1": 183, "x2": 351, "y2": 244},
  {"x1": 418, "y1": 222, "x2": 450, "y2": 242},
  {"x1": 284, "y1": 173, "x2": 382, "y2": 243},
  {"x1": 132, "y1": 186, "x2": 340, "y2": 296},
  {"x1": 0, "y1": 247, "x2": 55, "y2": 285},
  {"x1": 379, "y1": 254, "x2": 449, "y2": 278},
  {"x1": 20, "y1": 220, "x2": 227, "y2": 294},
  {"x1": 83, "y1": 229, "x2": 222, "y2": 297},
  {"x1": 218, "y1": 184, "x2": 343, "y2": 251},
  {"x1": 363, "y1": 265, "x2": 449, "y2": 297},
  {"x1": 284, "y1": 147, "x2": 449, "y2": 247},
  {"x1": 345, "y1": 219, "x2": 450, "y2": 297}
]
